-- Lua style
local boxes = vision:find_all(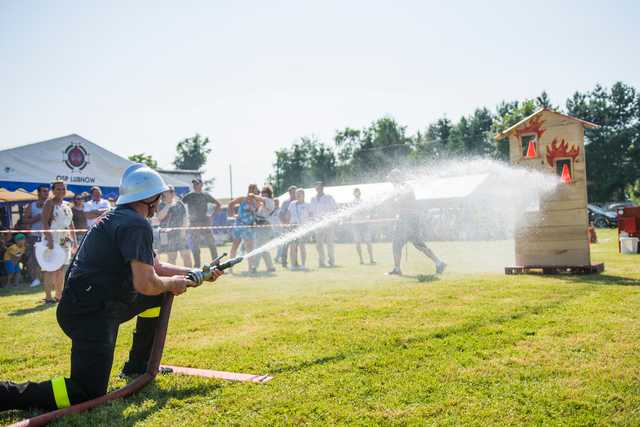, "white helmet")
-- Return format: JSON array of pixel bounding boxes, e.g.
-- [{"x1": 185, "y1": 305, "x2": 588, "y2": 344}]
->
[{"x1": 116, "y1": 163, "x2": 170, "y2": 205}]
